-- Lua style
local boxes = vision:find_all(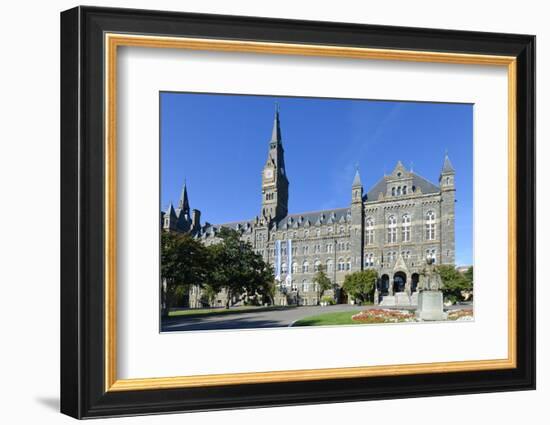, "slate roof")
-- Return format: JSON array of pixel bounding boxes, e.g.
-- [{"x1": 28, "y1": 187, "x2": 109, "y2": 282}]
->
[{"x1": 365, "y1": 173, "x2": 440, "y2": 201}]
